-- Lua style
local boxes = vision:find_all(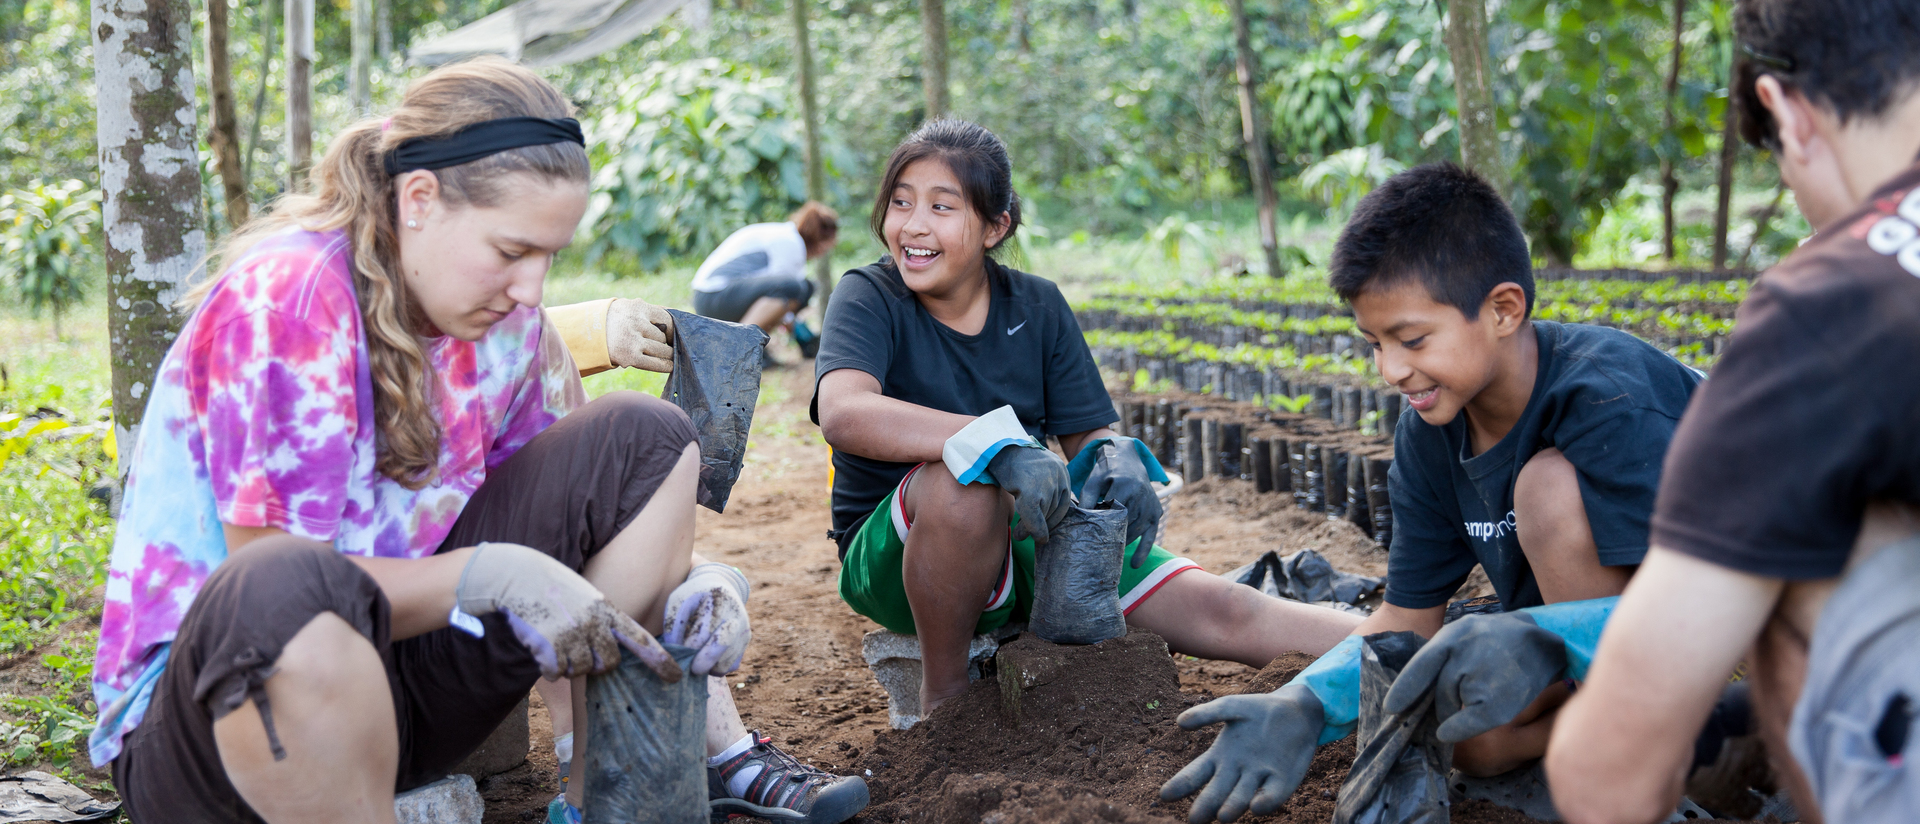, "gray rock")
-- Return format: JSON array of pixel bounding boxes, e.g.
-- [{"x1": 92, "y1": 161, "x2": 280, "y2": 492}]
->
[
  {"x1": 394, "y1": 774, "x2": 484, "y2": 824},
  {"x1": 862, "y1": 627, "x2": 1010, "y2": 730}
]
